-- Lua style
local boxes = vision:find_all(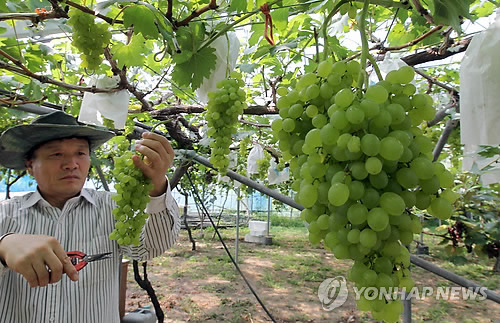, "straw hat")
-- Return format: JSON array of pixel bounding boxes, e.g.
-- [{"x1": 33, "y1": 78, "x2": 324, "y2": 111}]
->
[{"x1": 0, "y1": 111, "x2": 115, "y2": 170}]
